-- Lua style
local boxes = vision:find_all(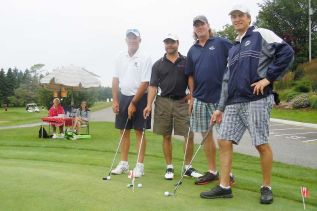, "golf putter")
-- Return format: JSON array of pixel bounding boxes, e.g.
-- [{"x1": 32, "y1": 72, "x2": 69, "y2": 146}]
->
[
  {"x1": 173, "y1": 124, "x2": 214, "y2": 195},
  {"x1": 179, "y1": 112, "x2": 194, "y2": 178},
  {"x1": 180, "y1": 127, "x2": 191, "y2": 177},
  {"x1": 102, "y1": 118, "x2": 129, "y2": 181},
  {"x1": 131, "y1": 118, "x2": 148, "y2": 192}
]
